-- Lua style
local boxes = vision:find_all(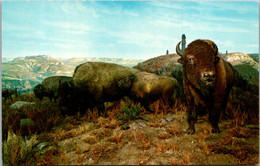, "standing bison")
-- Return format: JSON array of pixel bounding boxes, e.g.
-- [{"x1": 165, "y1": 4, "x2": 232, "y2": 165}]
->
[
  {"x1": 2, "y1": 88, "x2": 18, "y2": 100},
  {"x1": 176, "y1": 39, "x2": 235, "y2": 134},
  {"x1": 131, "y1": 72, "x2": 178, "y2": 112},
  {"x1": 34, "y1": 76, "x2": 72, "y2": 102},
  {"x1": 72, "y1": 62, "x2": 139, "y2": 114}
]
